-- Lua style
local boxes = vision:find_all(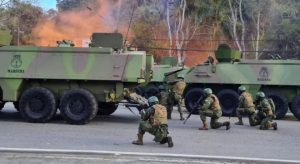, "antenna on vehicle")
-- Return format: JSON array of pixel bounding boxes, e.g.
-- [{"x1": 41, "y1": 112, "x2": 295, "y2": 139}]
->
[{"x1": 123, "y1": 5, "x2": 136, "y2": 48}]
